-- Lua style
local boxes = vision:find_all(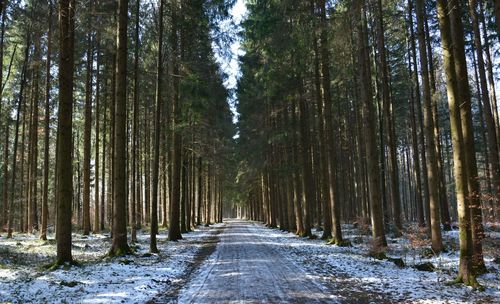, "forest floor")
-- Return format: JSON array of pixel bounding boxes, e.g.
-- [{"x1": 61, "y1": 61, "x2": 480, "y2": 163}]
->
[
  {"x1": 0, "y1": 219, "x2": 498, "y2": 303},
  {"x1": 0, "y1": 224, "x2": 223, "y2": 303}
]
